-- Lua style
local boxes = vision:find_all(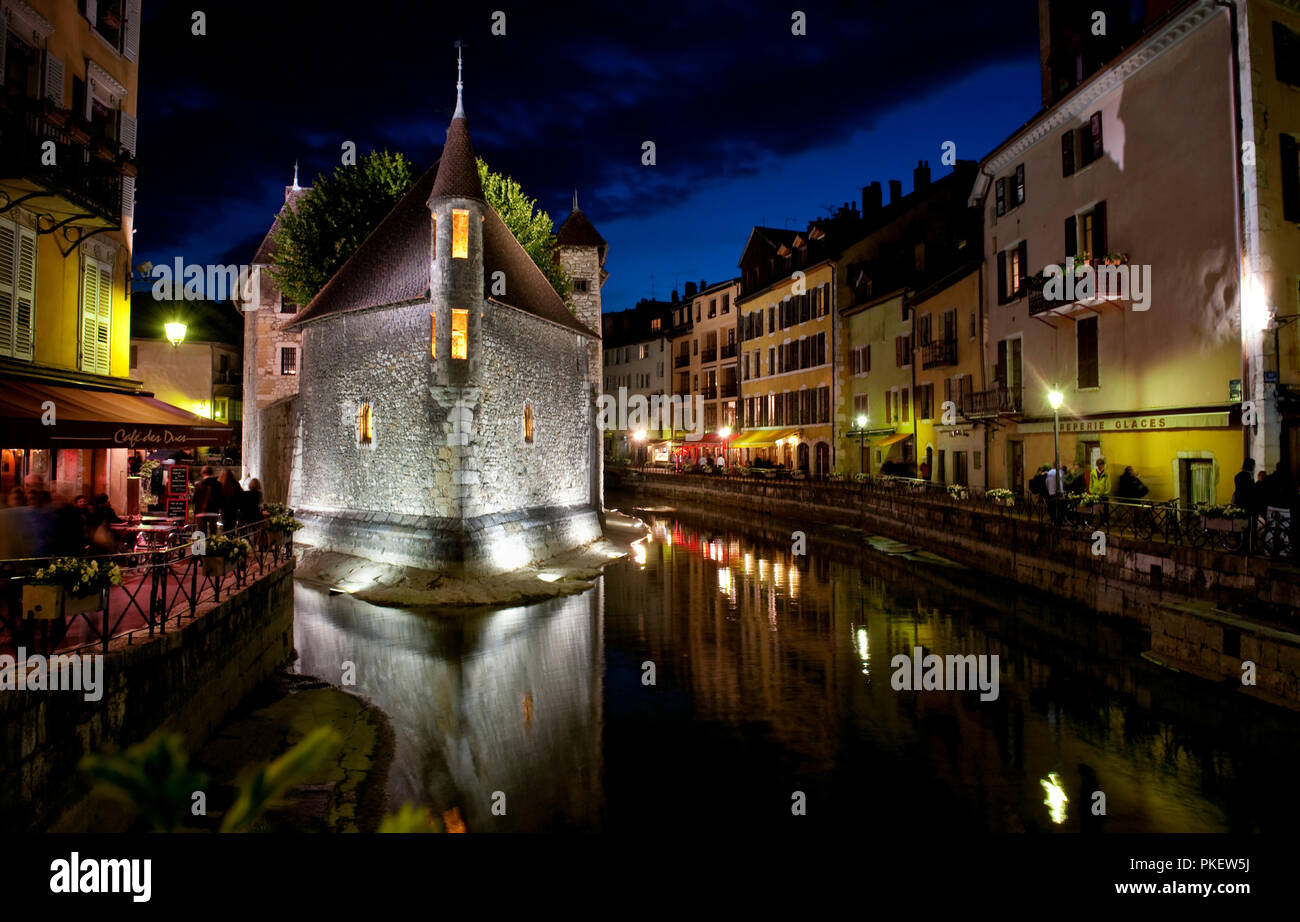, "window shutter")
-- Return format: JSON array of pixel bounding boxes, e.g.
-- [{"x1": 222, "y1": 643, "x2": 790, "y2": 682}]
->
[
  {"x1": 1093, "y1": 200, "x2": 1107, "y2": 256},
  {"x1": 124, "y1": 0, "x2": 142, "y2": 63},
  {"x1": 1280, "y1": 134, "x2": 1300, "y2": 223},
  {"x1": 996, "y1": 340, "x2": 1008, "y2": 388},
  {"x1": 13, "y1": 225, "x2": 35, "y2": 360},
  {"x1": 121, "y1": 176, "x2": 134, "y2": 219},
  {"x1": 997, "y1": 250, "x2": 1007, "y2": 303},
  {"x1": 865, "y1": 344, "x2": 870, "y2": 372},
  {"x1": 1065, "y1": 215, "x2": 1077, "y2": 258},
  {"x1": 0, "y1": 220, "x2": 14, "y2": 357},
  {"x1": 995, "y1": 177, "x2": 1006, "y2": 216},
  {"x1": 118, "y1": 111, "x2": 137, "y2": 156},
  {"x1": 1017, "y1": 240, "x2": 1028, "y2": 292},
  {"x1": 81, "y1": 258, "x2": 100, "y2": 373},
  {"x1": 1077, "y1": 316, "x2": 1099, "y2": 388},
  {"x1": 1061, "y1": 130, "x2": 1074, "y2": 177},
  {"x1": 1089, "y1": 111, "x2": 1103, "y2": 162},
  {"x1": 86, "y1": 0, "x2": 98, "y2": 24},
  {"x1": 43, "y1": 52, "x2": 65, "y2": 108},
  {"x1": 1014, "y1": 163, "x2": 1025, "y2": 205},
  {"x1": 96, "y1": 262, "x2": 112, "y2": 375}
]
